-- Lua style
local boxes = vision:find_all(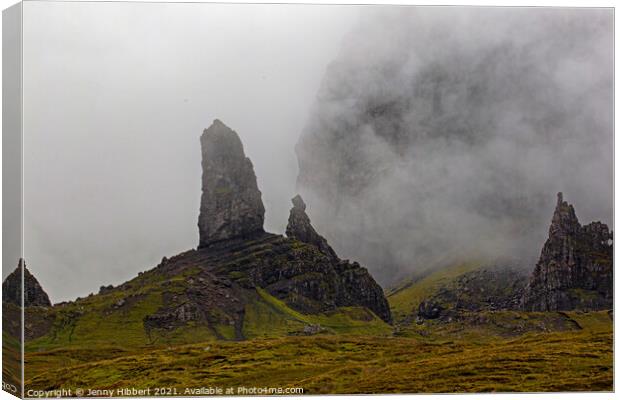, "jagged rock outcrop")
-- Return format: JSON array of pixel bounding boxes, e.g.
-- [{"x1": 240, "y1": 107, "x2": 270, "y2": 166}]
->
[
  {"x1": 199, "y1": 121, "x2": 390, "y2": 323},
  {"x1": 280, "y1": 194, "x2": 390, "y2": 322},
  {"x1": 2, "y1": 259, "x2": 52, "y2": 307},
  {"x1": 286, "y1": 194, "x2": 337, "y2": 259},
  {"x1": 146, "y1": 233, "x2": 392, "y2": 326},
  {"x1": 198, "y1": 119, "x2": 265, "y2": 248},
  {"x1": 522, "y1": 193, "x2": 613, "y2": 311}
]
